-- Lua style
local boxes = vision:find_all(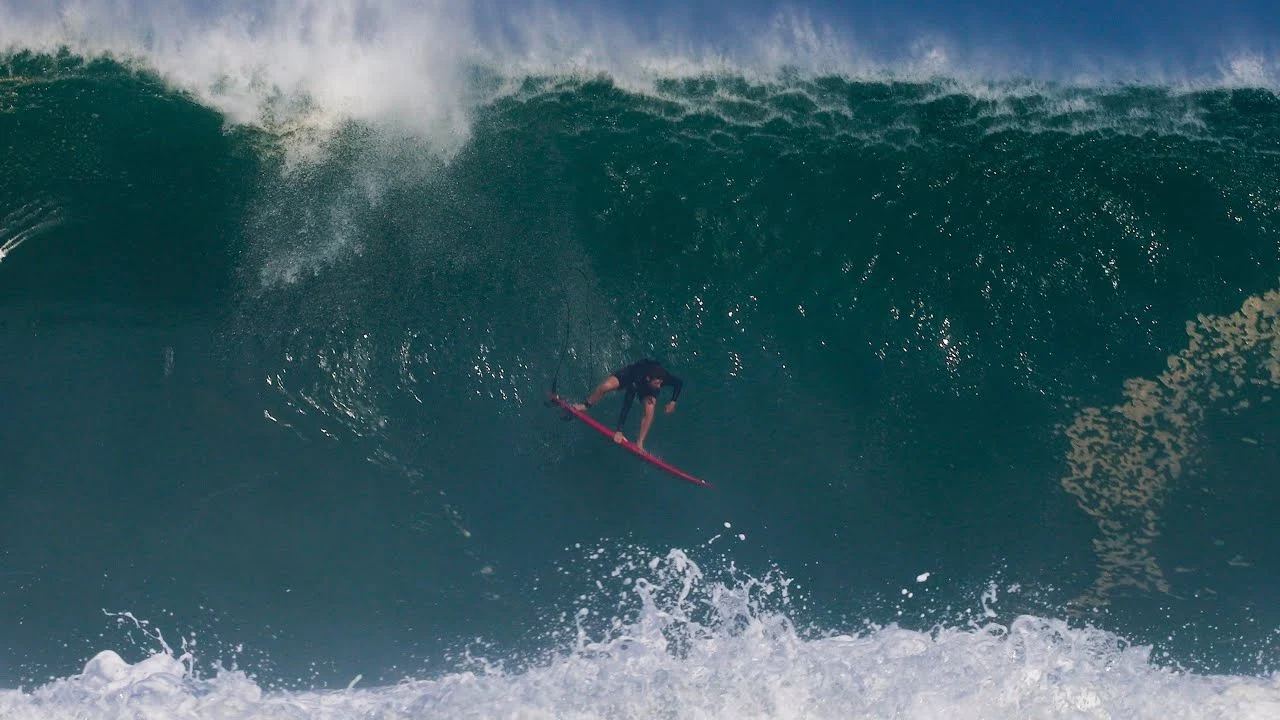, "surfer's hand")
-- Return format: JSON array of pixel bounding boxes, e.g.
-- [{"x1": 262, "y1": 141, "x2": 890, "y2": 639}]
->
[
  {"x1": 613, "y1": 431, "x2": 626, "y2": 444},
  {"x1": 665, "y1": 401, "x2": 676, "y2": 414}
]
